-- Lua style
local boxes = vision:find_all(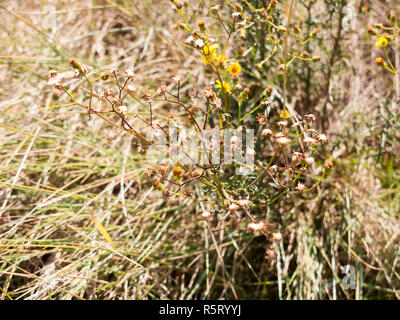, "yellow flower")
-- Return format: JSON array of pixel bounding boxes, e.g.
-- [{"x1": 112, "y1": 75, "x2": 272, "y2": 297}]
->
[
  {"x1": 375, "y1": 37, "x2": 388, "y2": 49},
  {"x1": 227, "y1": 62, "x2": 241, "y2": 76},
  {"x1": 172, "y1": 166, "x2": 183, "y2": 179},
  {"x1": 202, "y1": 44, "x2": 218, "y2": 64},
  {"x1": 216, "y1": 80, "x2": 231, "y2": 94},
  {"x1": 280, "y1": 109, "x2": 290, "y2": 119}
]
